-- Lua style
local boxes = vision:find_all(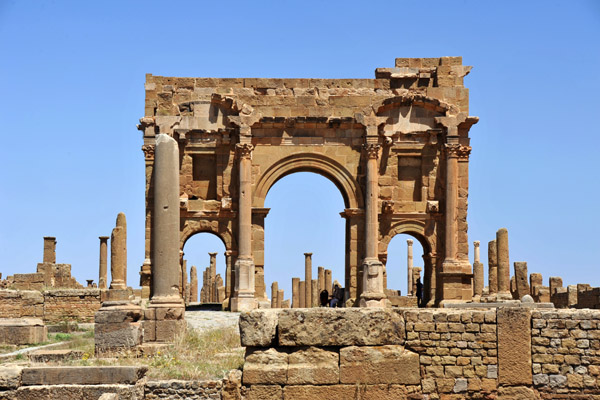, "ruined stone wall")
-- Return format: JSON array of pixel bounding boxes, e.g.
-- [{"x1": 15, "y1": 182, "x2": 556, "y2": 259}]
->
[
  {"x1": 0, "y1": 289, "x2": 101, "y2": 323},
  {"x1": 238, "y1": 308, "x2": 600, "y2": 399},
  {"x1": 42, "y1": 289, "x2": 101, "y2": 323},
  {"x1": 0, "y1": 290, "x2": 44, "y2": 319}
]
